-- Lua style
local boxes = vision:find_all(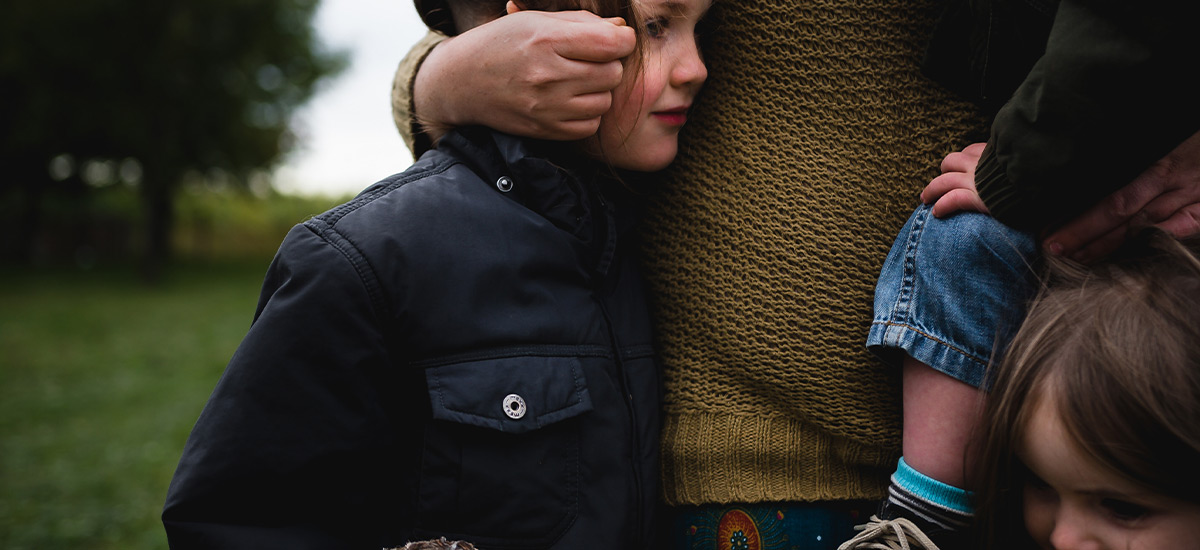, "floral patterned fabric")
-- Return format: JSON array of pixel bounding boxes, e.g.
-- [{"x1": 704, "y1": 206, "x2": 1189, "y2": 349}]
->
[{"x1": 671, "y1": 502, "x2": 874, "y2": 550}]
